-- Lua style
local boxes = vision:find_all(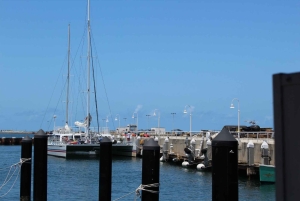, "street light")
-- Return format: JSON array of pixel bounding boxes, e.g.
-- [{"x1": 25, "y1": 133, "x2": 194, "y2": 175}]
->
[
  {"x1": 171, "y1": 113, "x2": 176, "y2": 135},
  {"x1": 123, "y1": 118, "x2": 127, "y2": 126},
  {"x1": 230, "y1": 98, "x2": 240, "y2": 139},
  {"x1": 53, "y1": 115, "x2": 57, "y2": 131},
  {"x1": 132, "y1": 112, "x2": 138, "y2": 131},
  {"x1": 146, "y1": 114, "x2": 151, "y2": 129},
  {"x1": 102, "y1": 118, "x2": 106, "y2": 133},
  {"x1": 106, "y1": 116, "x2": 109, "y2": 128},
  {"x1": 153, "y1": 109, "x2": 160, "y2": 136},
  {"x1": 115, "y1": 114, "x2": 120, "y2": 132},
  {"x1": 183, "y1": 105, "x2": 192, "y2": 135}
]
